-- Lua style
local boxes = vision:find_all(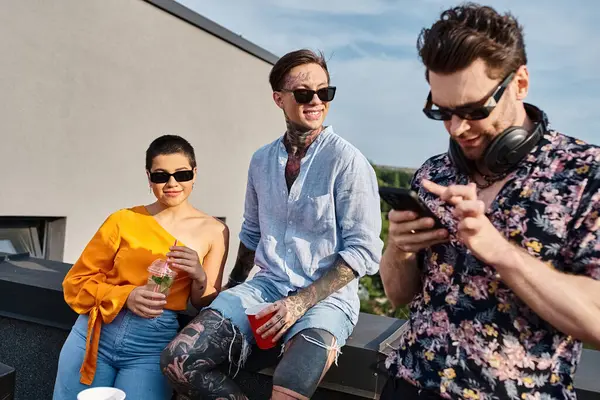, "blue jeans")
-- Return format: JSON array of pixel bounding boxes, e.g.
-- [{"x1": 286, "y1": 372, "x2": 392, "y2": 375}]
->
[
  {"x1": 53, "y1": 309, "x2": 179, "y2": 400},
  {"x1": 208, "y1": 276, "x2": 354, "y2": 351}
]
